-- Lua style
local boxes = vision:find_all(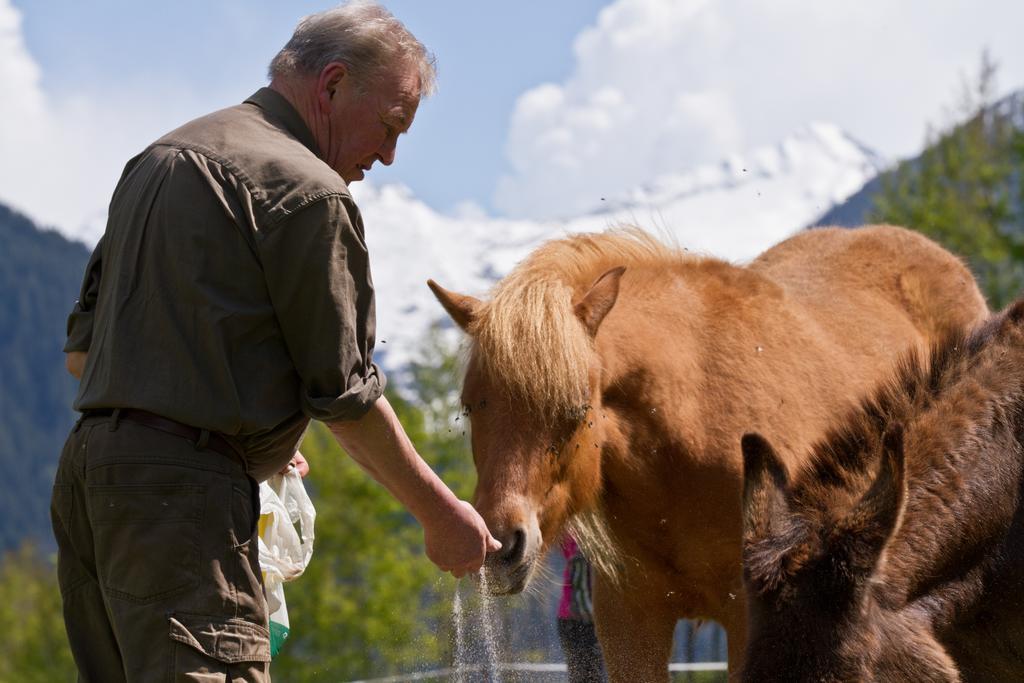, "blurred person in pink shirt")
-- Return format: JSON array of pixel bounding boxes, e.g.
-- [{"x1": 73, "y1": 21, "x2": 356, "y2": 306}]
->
[{"x1": 558, "y1": 535, "x2": 607, "y2": 682}]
